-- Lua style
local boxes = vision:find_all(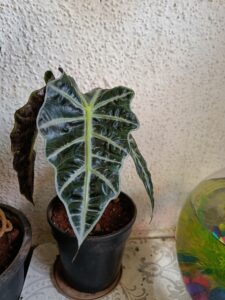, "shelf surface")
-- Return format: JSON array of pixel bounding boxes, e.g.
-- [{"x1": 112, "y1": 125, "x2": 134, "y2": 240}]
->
[{"x1": 20, "y1": 238, "x2": 190, "y2": 300}]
